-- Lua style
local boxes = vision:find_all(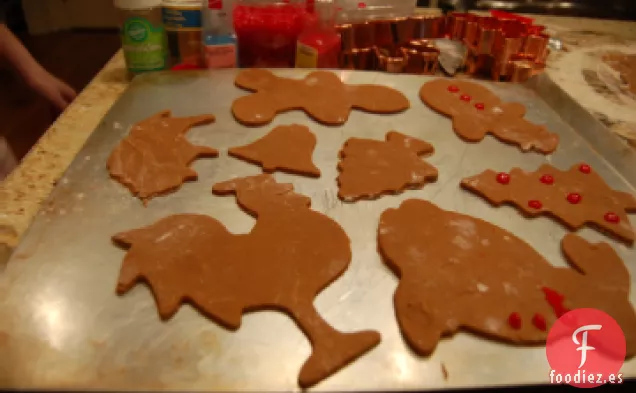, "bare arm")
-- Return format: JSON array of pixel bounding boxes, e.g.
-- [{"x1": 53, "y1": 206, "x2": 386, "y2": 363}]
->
[{"x1": 0, "y1": 23, "x2": 76, "y2": 110}]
